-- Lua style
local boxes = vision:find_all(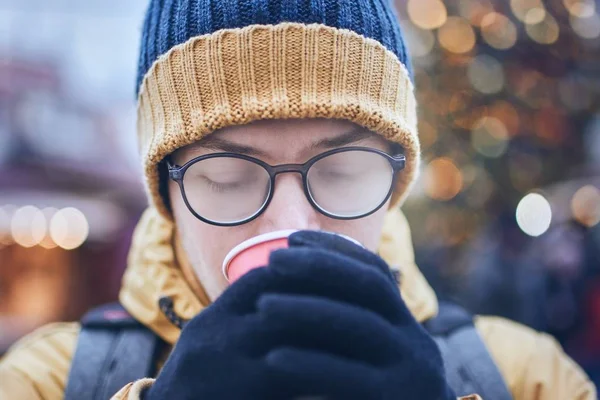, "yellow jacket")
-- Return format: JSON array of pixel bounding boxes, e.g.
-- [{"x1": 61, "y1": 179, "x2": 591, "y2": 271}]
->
[{"x1": 0, "y1": 208, "x2": 595, "y2": 399}]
